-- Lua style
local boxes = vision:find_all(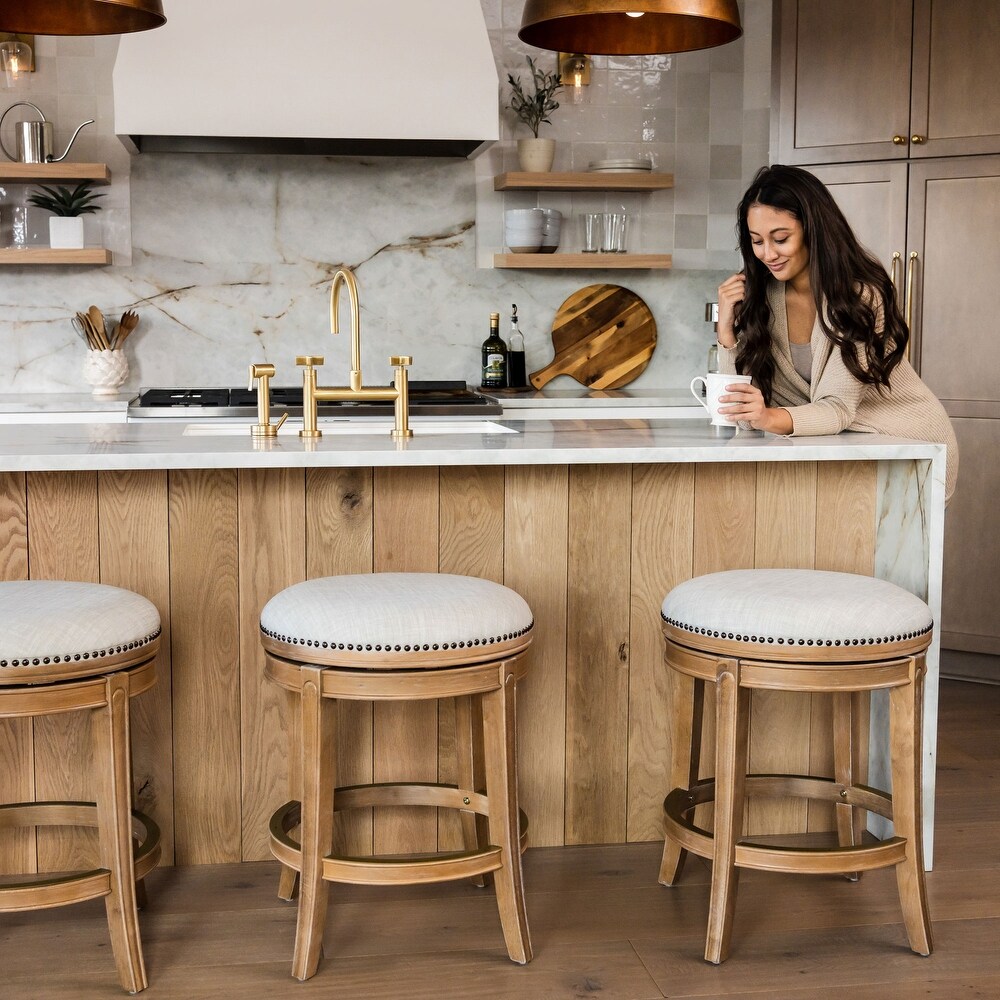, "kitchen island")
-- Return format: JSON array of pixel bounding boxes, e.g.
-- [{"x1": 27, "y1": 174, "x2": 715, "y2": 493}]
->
[{"x1": 0, "y1": 416, "x2": 946, "y2": 874}]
